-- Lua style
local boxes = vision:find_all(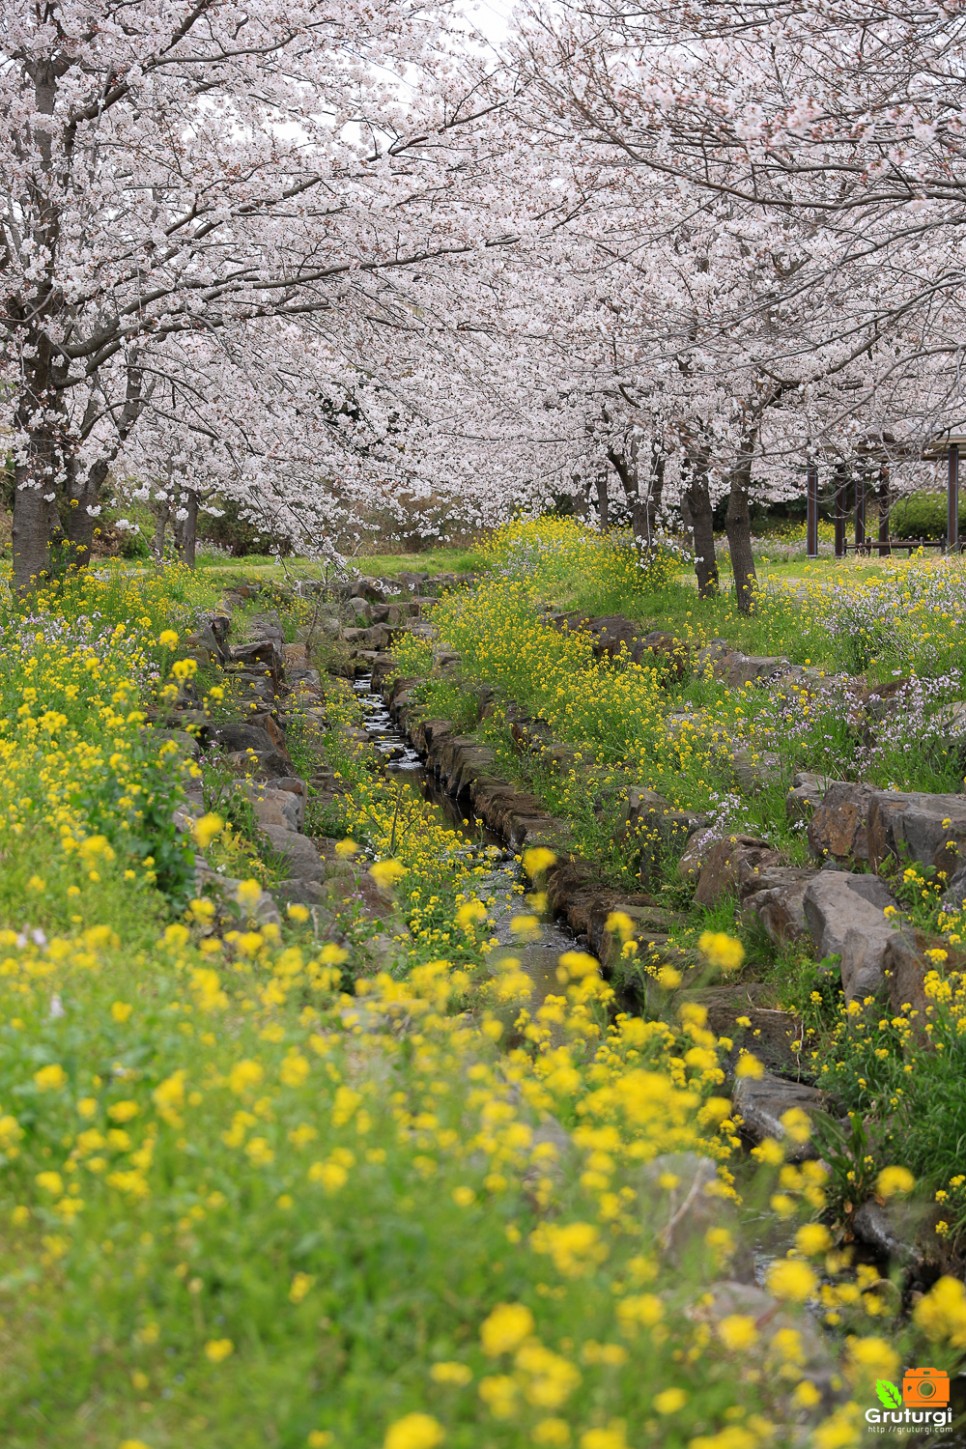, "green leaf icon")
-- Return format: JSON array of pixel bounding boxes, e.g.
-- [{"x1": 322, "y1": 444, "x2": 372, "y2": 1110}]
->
[{"x1": 877, "y1": 1380, "x2": 902, "y2": 1409}]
